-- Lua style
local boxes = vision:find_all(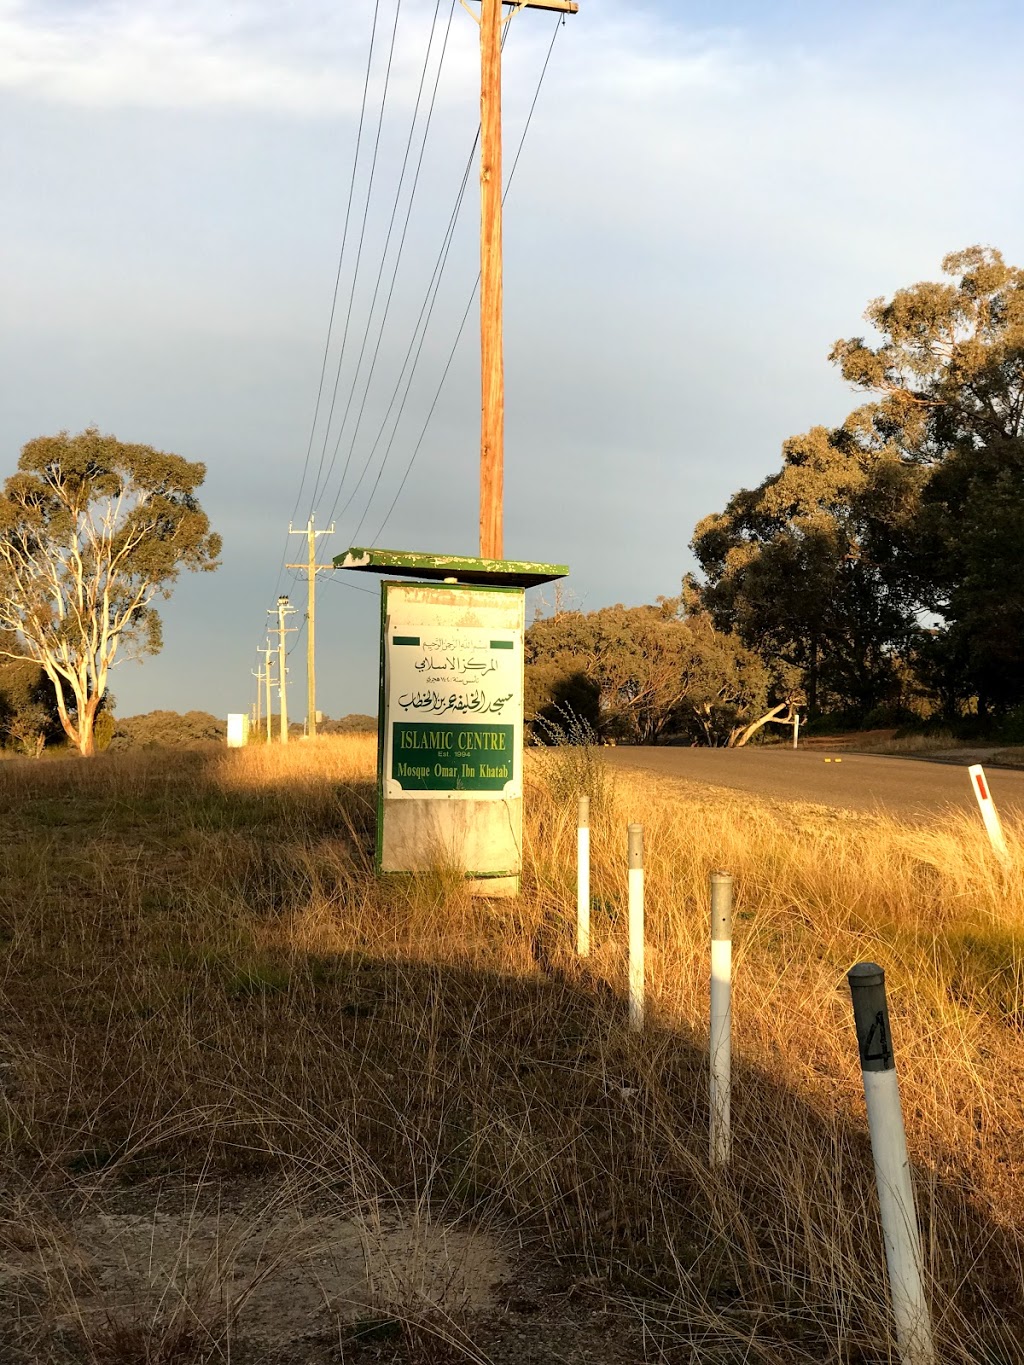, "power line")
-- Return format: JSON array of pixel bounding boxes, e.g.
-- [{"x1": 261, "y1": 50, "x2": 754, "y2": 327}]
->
[
  {"x1": 253, "y1": 0, "x2": 399, "y2": 691},
  {"x1": 255, "y1": 0, "x2": 387, "y2": 690},
  {"x1": 309, "y1": 0, "x2": 405, "y2": 513},
  {"x1": 325, "y1": 134, "x2": 478, "y2": 536},
  {"x1": 320, "y1": 574, "x2": 379, "y2": 597},
  {"x1": 361, "y1": 286, "x2": 476, "y2": 545},
  {"x1": 290, "y1": 0, "x2": 385, "y2": 527},
  {"x1": 320, "y1": 16, "x2": 524, "y2": 540},
  {"x1": 312, "y1": 0, "x2": 456, "y2": 525},
  {"x1": 354, "y1": 14, "x2": 564, "y2": 547}
]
